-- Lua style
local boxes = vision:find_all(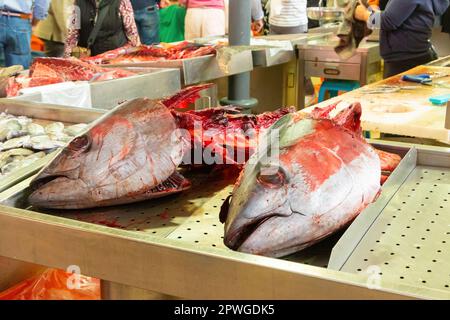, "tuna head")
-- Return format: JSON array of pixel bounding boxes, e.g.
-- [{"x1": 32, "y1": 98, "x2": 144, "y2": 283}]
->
[
  {"x1": 29, "y1": 98, "x2": 189, "y2": 209},
  {"x1": 222, "y1": 104, "x2": 381, "y2": 258}
]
